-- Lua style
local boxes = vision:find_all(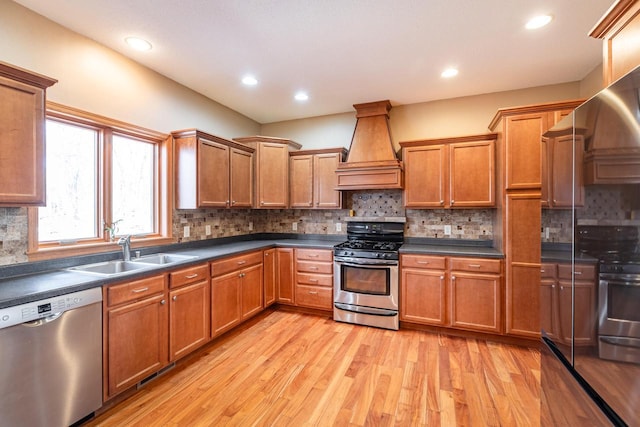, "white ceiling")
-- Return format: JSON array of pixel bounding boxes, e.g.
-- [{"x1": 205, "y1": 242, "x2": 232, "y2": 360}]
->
[{"x1": 15, "y1": 0, "x2": 613, "y2": 124}]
